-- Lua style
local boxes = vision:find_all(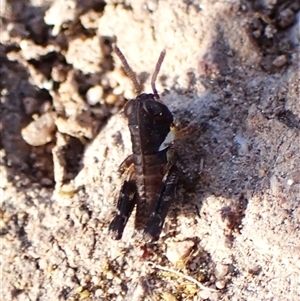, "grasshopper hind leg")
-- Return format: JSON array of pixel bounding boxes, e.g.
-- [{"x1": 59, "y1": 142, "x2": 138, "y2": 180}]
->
[
  {"x1": 144, "y1": 165, "x2": 179, "y2": 241},
  {"x1": 109, "y1": 163, "x2": 137, "y2": 240}
]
